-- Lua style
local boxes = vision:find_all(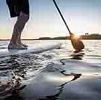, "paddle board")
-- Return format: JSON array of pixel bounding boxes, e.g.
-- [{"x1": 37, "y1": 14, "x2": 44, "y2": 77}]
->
[{"x1": 0, "y1": 42, "x2": 62, "y2": 57}]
